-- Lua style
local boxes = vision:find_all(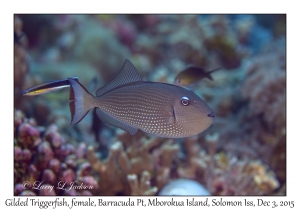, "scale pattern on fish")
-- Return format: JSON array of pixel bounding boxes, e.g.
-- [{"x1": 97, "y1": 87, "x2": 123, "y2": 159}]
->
[{"x1": 69, "y1": 59, "x2": 215, "y2": 138}]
